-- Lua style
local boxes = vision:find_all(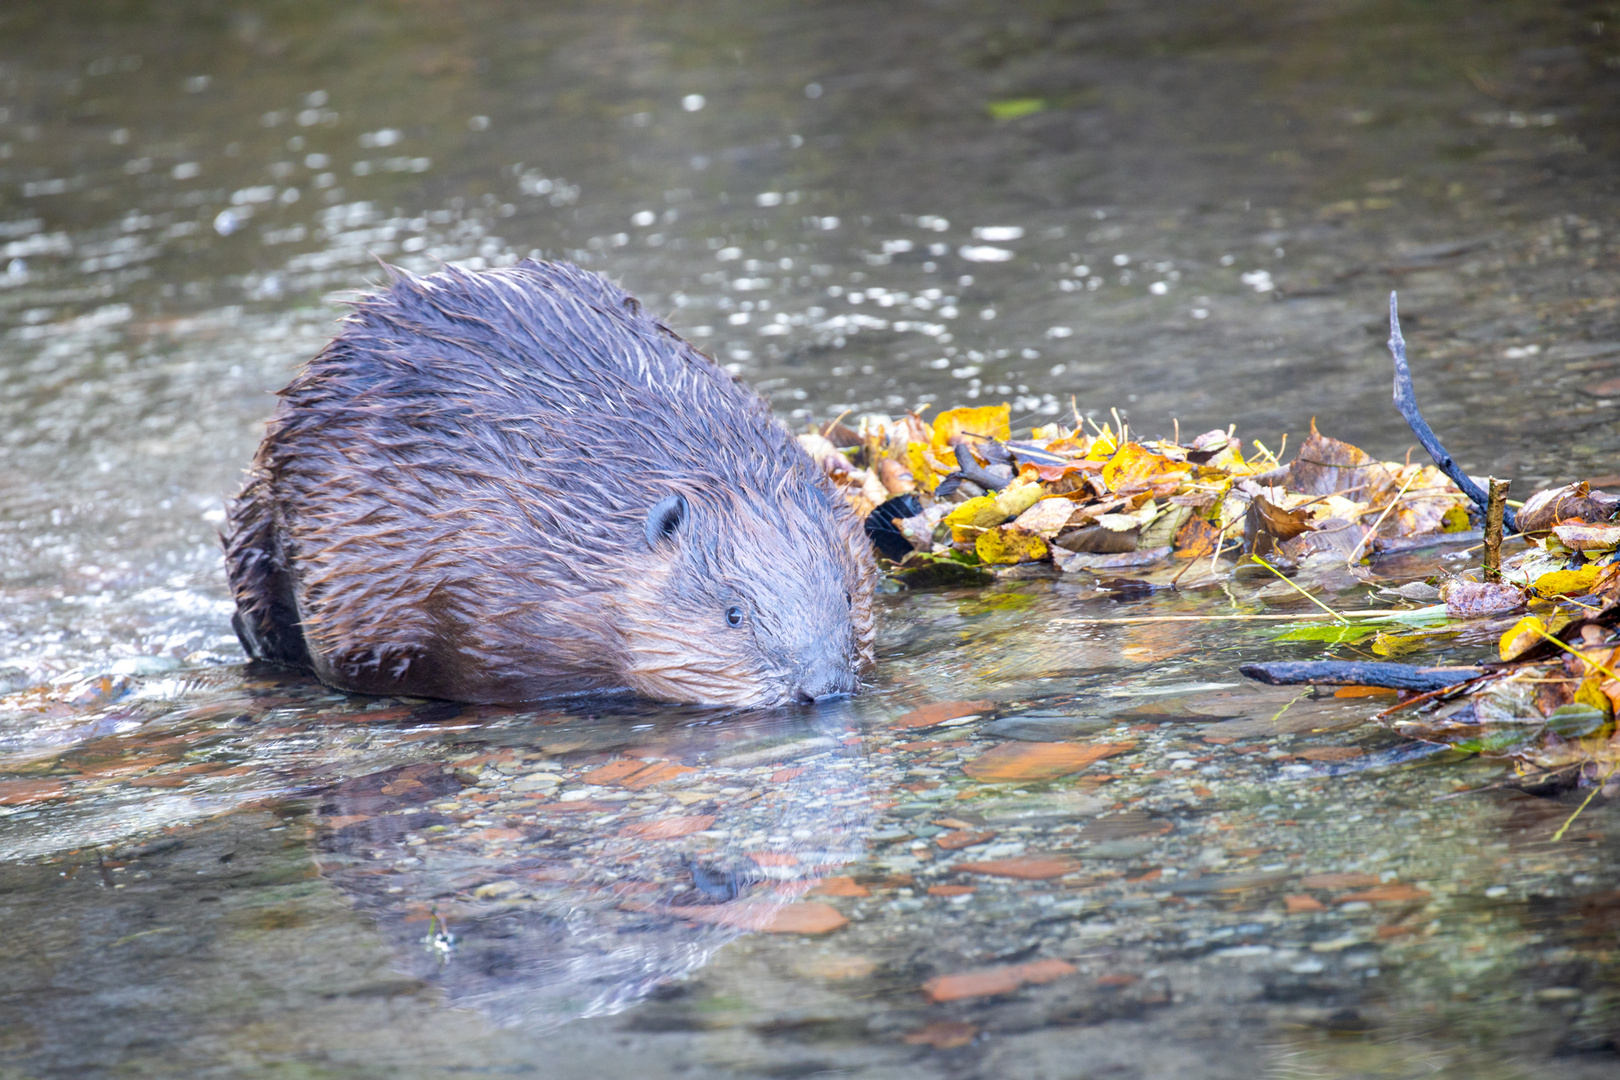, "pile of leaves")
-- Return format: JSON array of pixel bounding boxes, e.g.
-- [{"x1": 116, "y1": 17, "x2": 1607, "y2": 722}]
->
[
  {"x1": 801, "y1": 403, "x2": 1475, "y2": 588},
  {"x1": 806, "y1": 404, "x2": 1620, "y2": 790}
]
